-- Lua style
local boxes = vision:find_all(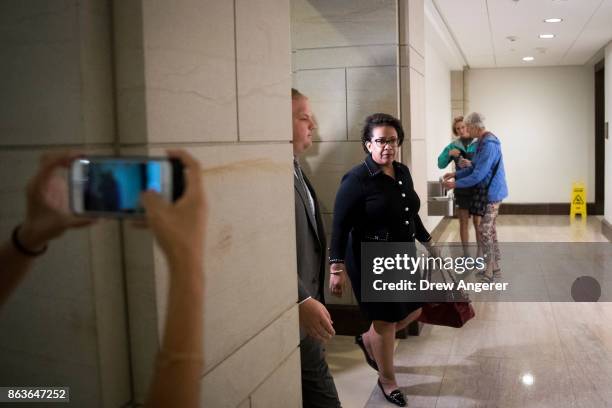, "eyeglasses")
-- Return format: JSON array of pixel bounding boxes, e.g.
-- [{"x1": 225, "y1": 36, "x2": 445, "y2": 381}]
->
[{"x1": 373, "y1": 138, "x2": 399, "y2": 147}]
